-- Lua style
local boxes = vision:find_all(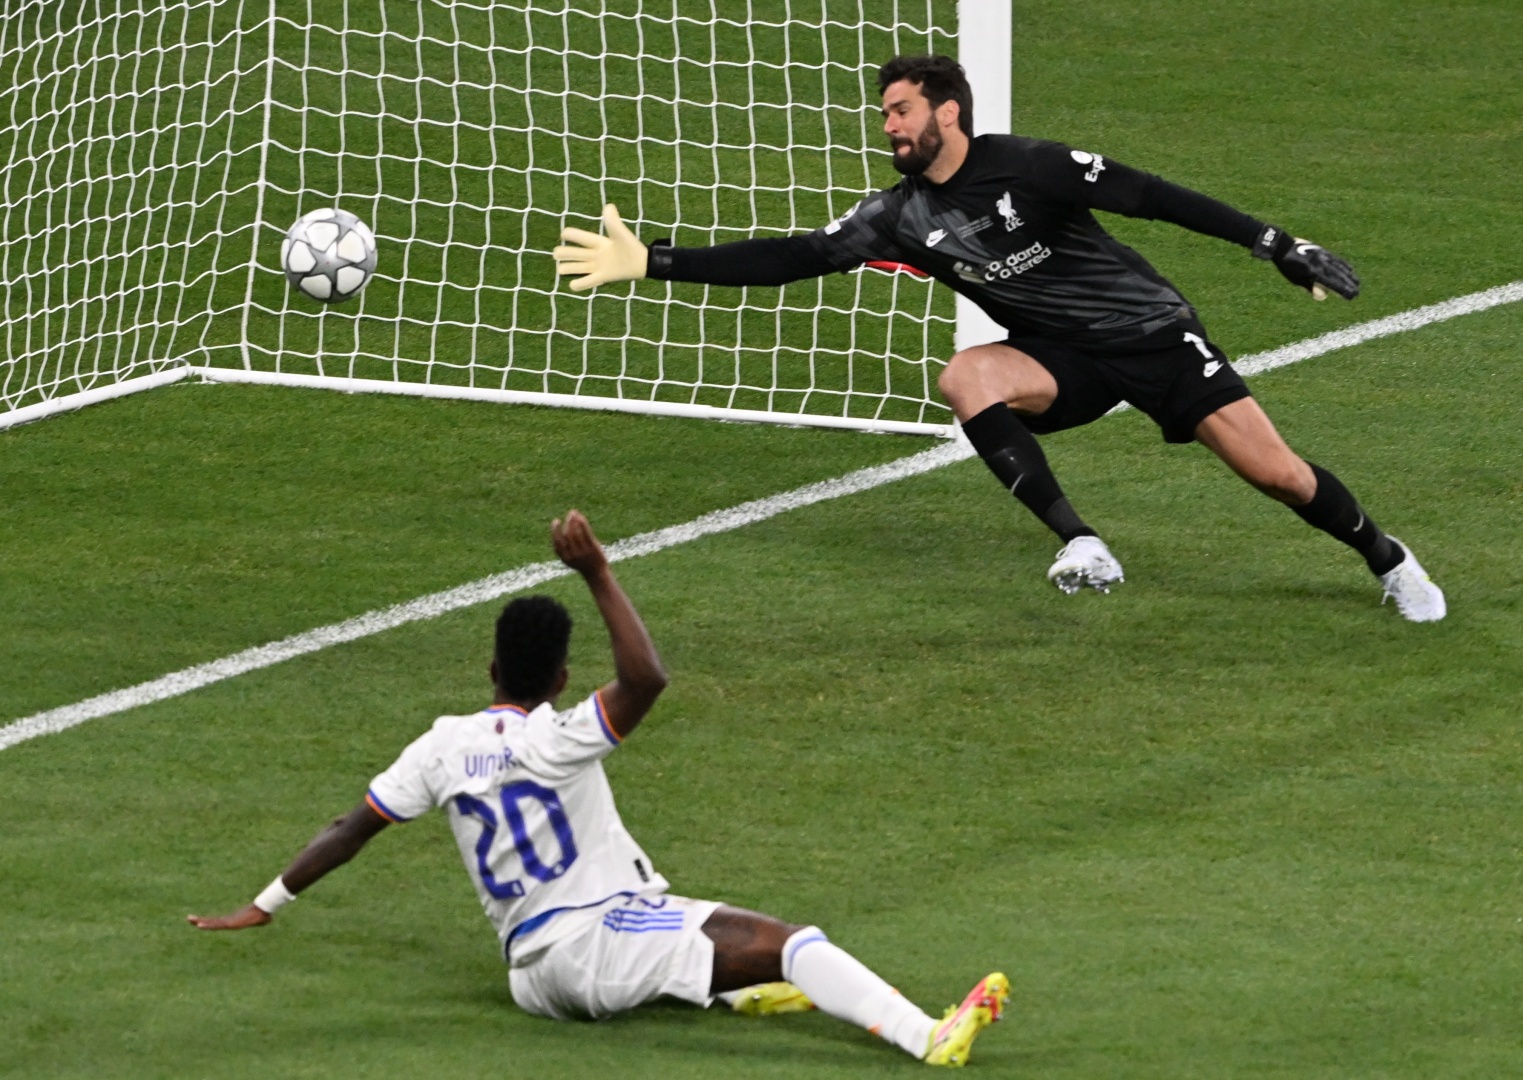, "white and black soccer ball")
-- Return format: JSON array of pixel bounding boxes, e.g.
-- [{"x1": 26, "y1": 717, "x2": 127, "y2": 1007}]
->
[{"x1": 280, "y1": 208, "x2": 377, "y2": 303}]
